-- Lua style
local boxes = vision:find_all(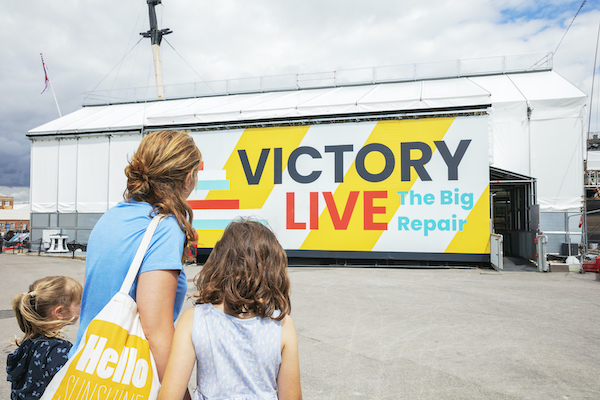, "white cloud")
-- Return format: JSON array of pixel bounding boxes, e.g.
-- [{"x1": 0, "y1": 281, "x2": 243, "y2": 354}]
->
[
  {"x1": 0, "y1": 187, "x2": 30, "y2": 202},
  {"x1": 1, "y1": 0, "x2": 599, "y2": 189}
]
